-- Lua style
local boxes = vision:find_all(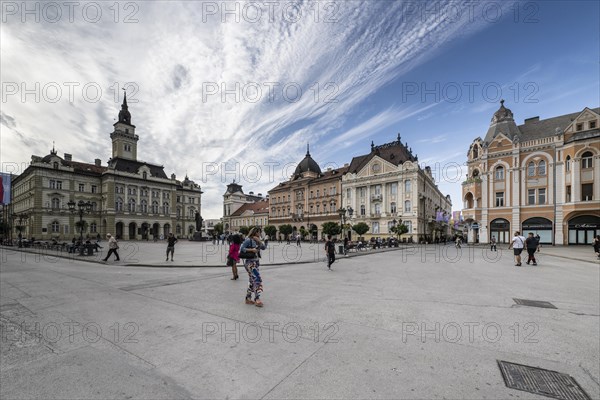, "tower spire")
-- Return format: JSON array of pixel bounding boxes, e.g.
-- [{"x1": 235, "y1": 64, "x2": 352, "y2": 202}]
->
[
  {"x1": 122, "y1": 88, "x2": 128, "y2": 107},
  {"x1": 306, "y1": 143, "x2": 310, "y2": 156},
  {"x1": 117, "y1": 89, "x2": 132, "y2": 125}
]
